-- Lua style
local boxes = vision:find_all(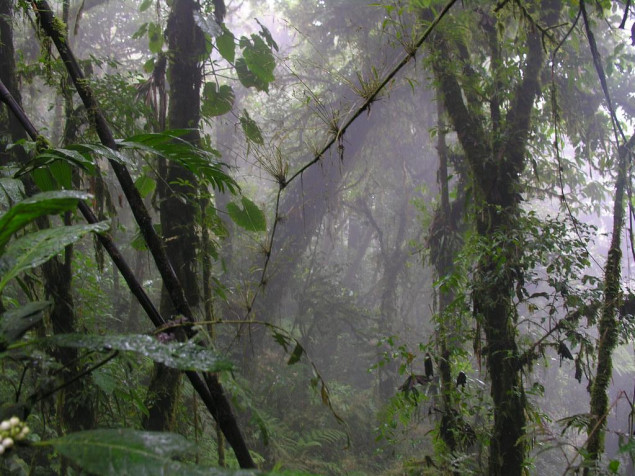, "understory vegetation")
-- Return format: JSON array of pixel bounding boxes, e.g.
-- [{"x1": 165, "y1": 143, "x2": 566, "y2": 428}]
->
[{"x1": 1, "y1": 0, "x2": 635, "y2": 474}]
